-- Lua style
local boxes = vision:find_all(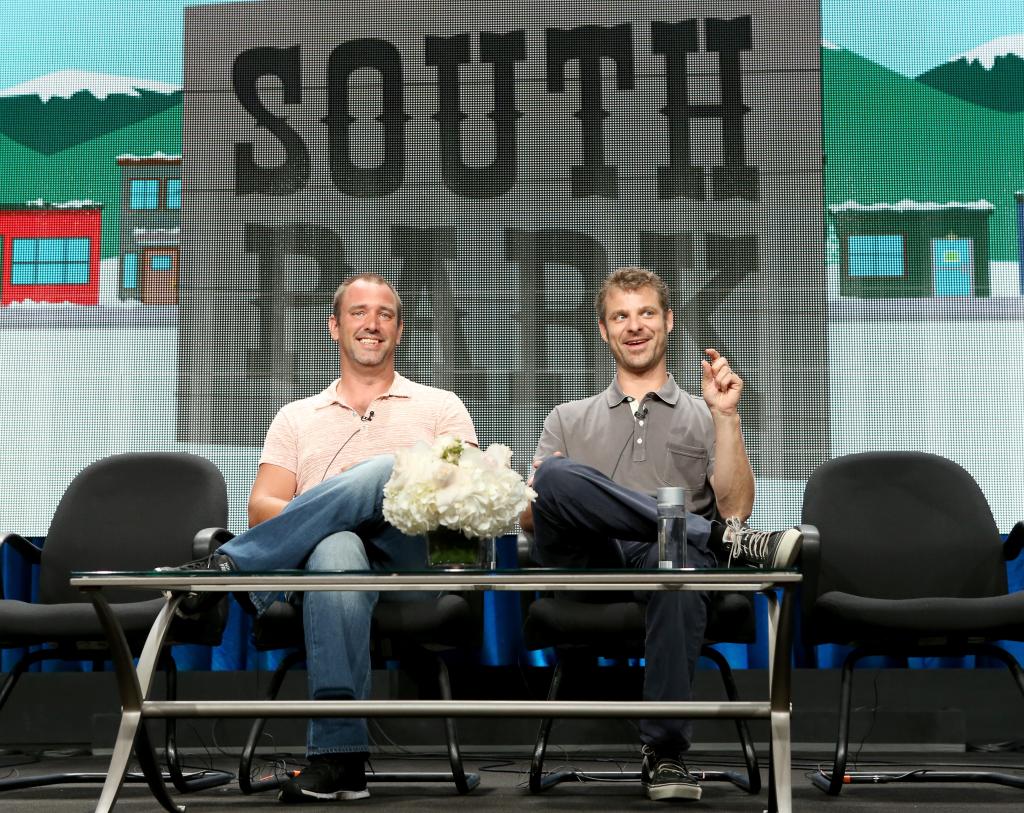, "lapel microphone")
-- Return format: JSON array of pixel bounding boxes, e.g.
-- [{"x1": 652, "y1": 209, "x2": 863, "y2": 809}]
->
[{"x1": 361, "y1": 410, "x2": 375, "y2": 422}]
